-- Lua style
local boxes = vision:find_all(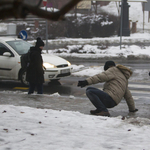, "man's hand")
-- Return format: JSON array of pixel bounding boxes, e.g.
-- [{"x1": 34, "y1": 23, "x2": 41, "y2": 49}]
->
[
  {"x1": 129, "y1": 108, "x2": 138, "y2": 112},
  {"x1": 77, "y1": 80, "x2": 88, "y2": 88}
]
